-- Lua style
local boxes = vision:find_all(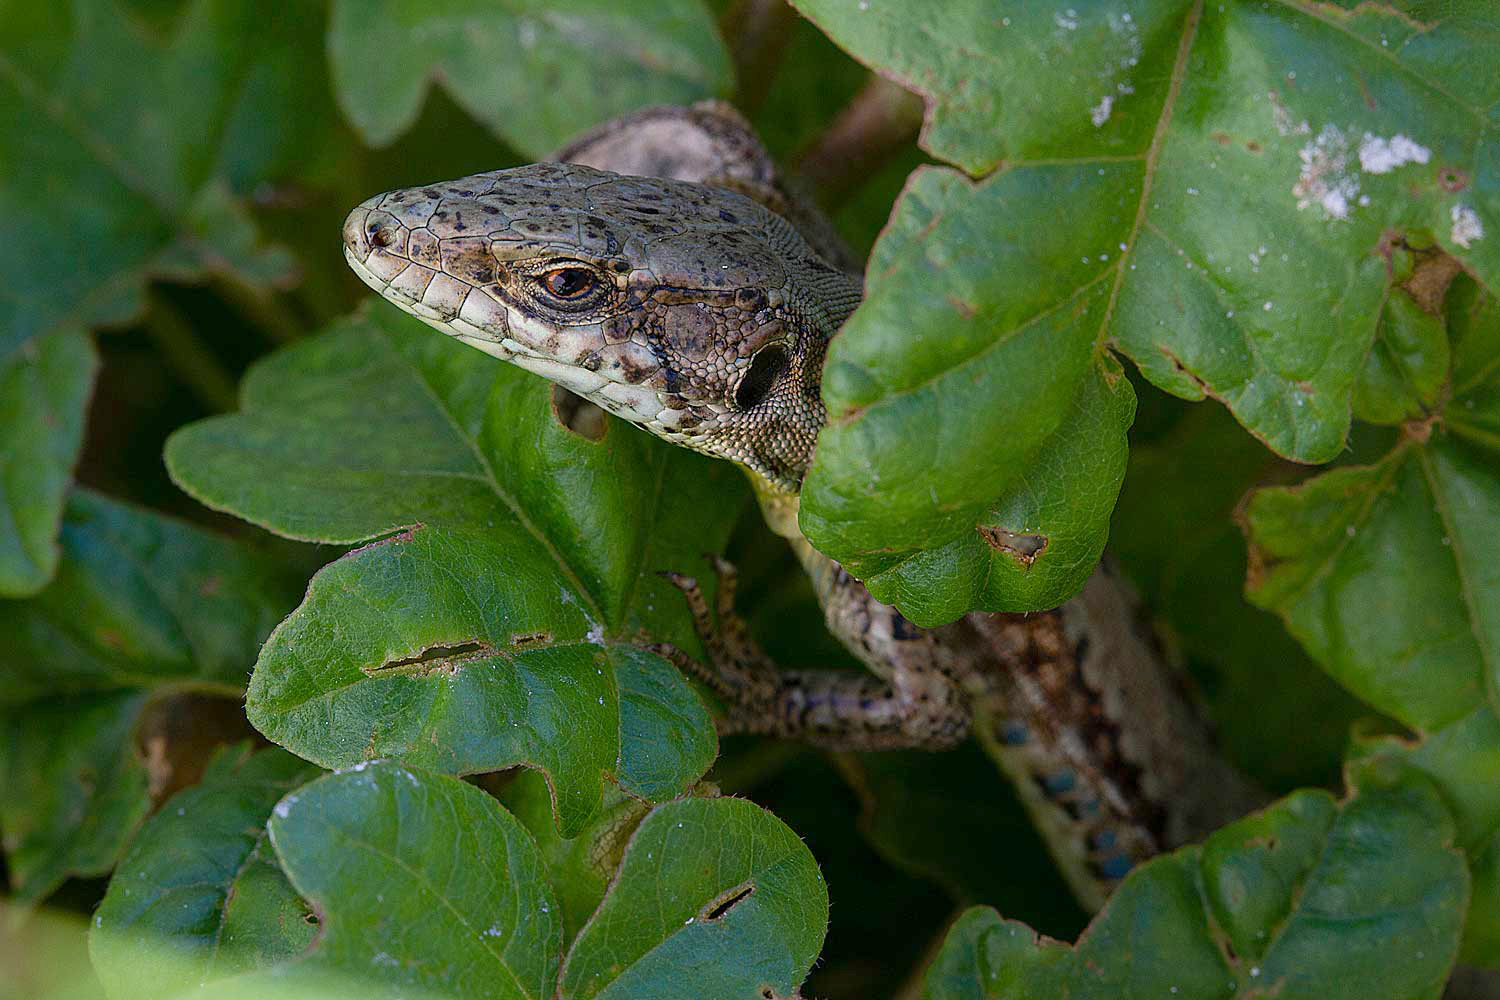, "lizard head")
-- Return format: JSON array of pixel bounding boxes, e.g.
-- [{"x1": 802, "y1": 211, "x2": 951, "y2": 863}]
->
[{"x1": 342, "y1": 162, "x2": 861, "y2": 493}]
